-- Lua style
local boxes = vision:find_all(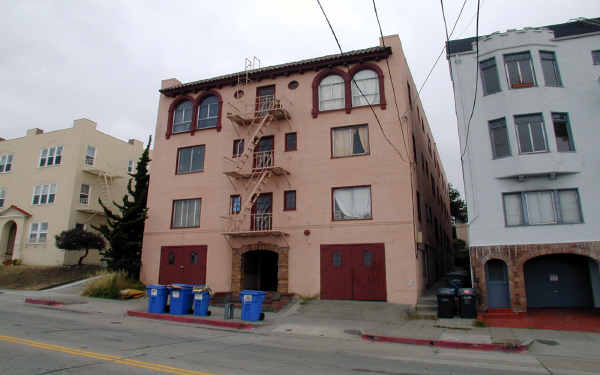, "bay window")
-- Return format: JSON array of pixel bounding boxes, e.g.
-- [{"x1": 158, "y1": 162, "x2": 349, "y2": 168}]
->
[{"x1": 503, "y1": 189, "x2": 582, "y2": 226}]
